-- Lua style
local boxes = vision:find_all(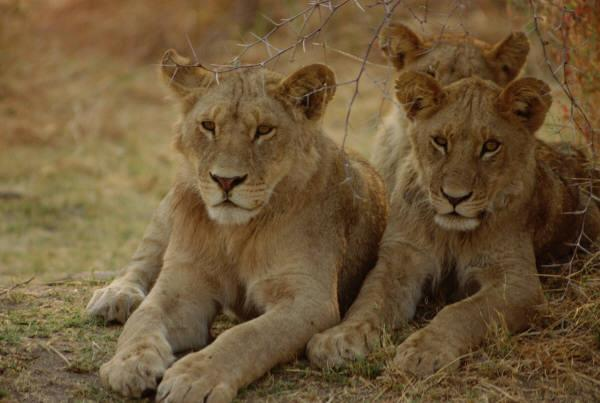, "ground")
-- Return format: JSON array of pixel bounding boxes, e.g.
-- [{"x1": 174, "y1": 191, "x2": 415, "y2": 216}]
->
[
  {"x1": 1, "y1": 1, "x2": 600, "y2": 402},
  {"x1": 2, "y1": 278, "x2": 600, "y2": 402}
]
